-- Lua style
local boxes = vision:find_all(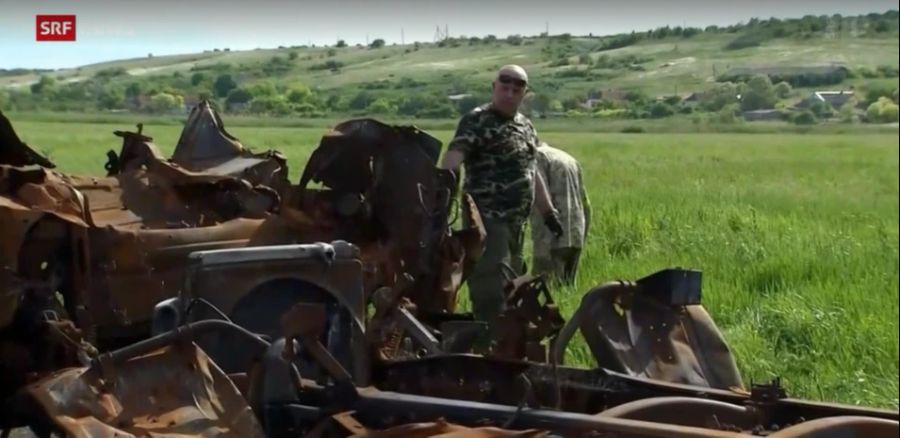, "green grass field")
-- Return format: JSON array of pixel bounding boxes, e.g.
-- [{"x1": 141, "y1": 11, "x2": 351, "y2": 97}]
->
[{"x1": 11, "y1": 119, "x2": 900, "y2": 409}]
